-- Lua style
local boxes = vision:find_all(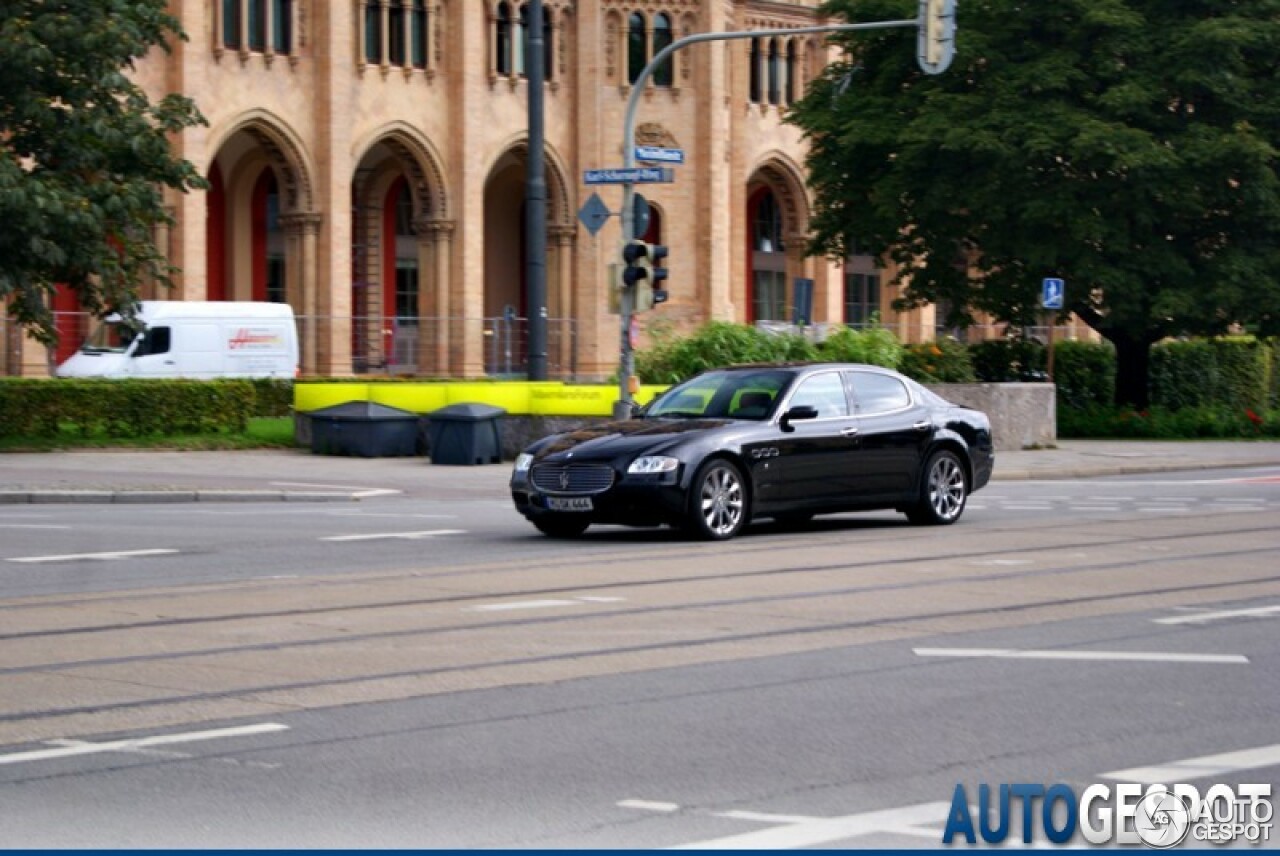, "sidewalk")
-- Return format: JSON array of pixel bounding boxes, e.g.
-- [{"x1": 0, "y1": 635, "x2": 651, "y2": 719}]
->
[{"x1": 1, "y1": 441, "x2": 1278, "y2": 504}]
